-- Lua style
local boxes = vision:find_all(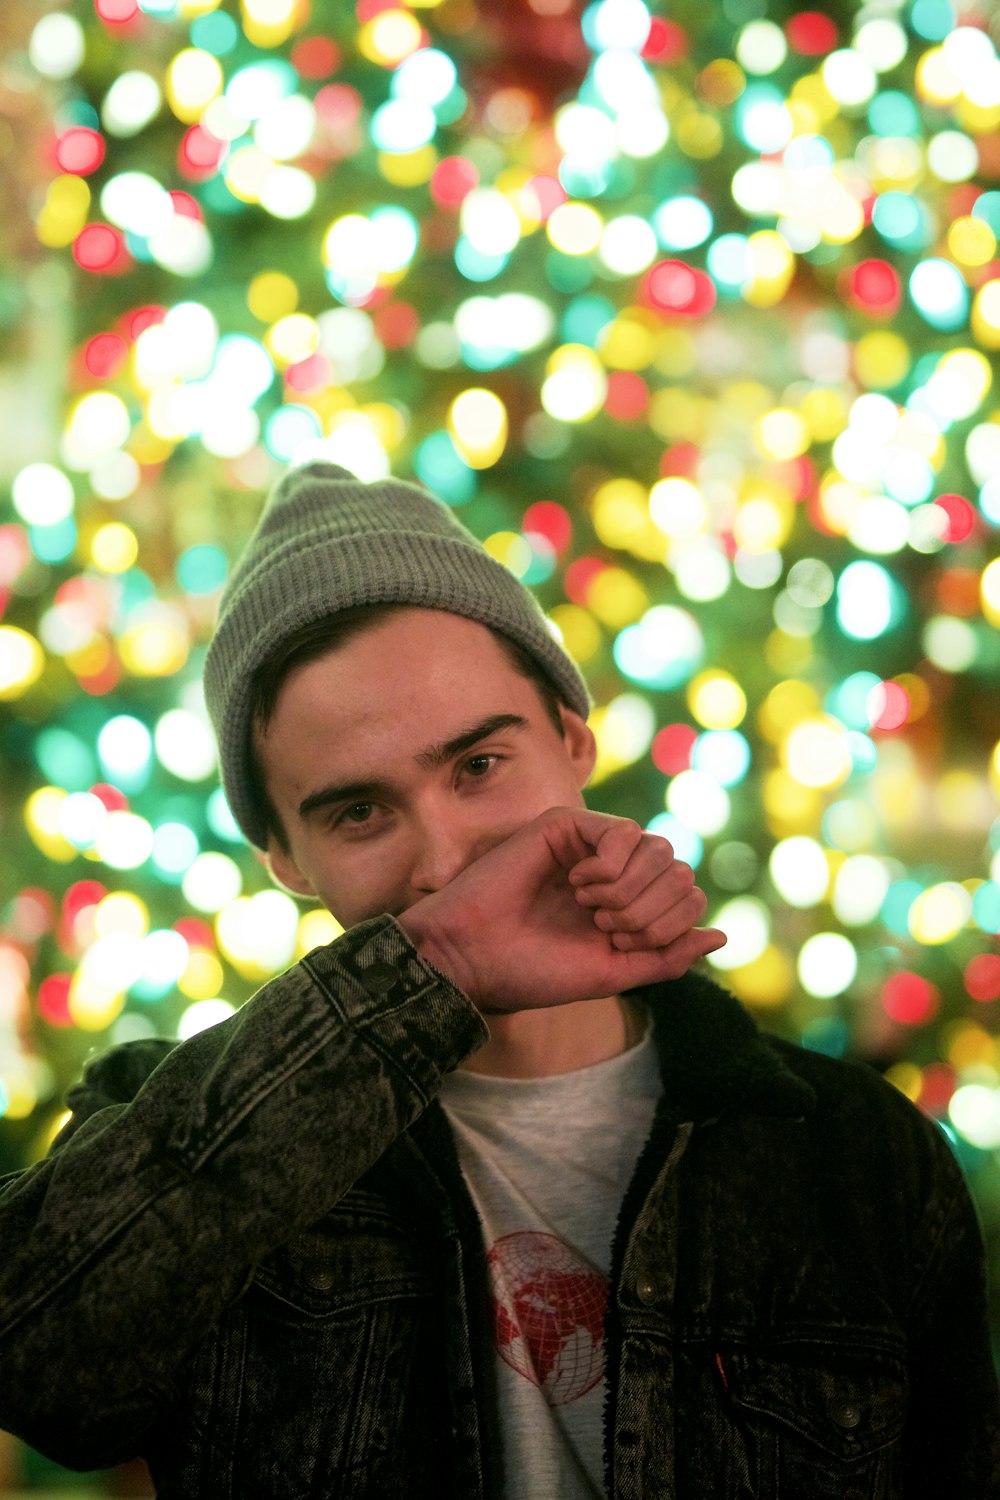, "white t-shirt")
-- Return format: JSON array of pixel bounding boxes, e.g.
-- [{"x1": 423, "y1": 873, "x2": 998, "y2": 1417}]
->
[{"x1": 438, "y1": 1013, "x2": 661, "y2": 1500}]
